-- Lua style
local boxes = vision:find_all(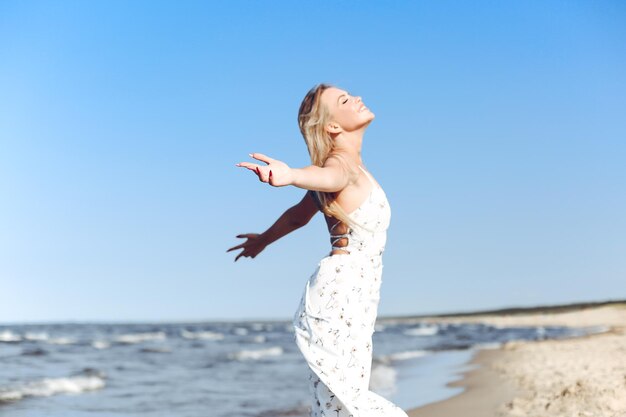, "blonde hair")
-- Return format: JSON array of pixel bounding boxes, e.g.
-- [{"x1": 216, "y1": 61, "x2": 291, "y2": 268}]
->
[{"x1": 297, "y1": 83, "x2": 358, "y2": 227}]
